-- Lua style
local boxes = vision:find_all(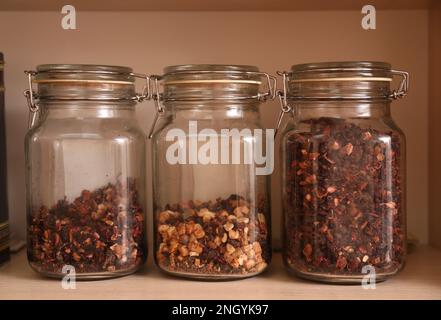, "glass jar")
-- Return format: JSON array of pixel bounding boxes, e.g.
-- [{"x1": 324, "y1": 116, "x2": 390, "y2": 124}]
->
[
  {"x1": 24, "y1": 64, "x2": 149, "y2": 279},
  {"x1": 0, "y1": 53, "x2": 10, "y2": 265},
  {"x1": 279, "y1": 62, "x2": 408, "y2": 283},
  {"x1": 150, "y1": 65, "x2": 276, "y2": 279}
]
